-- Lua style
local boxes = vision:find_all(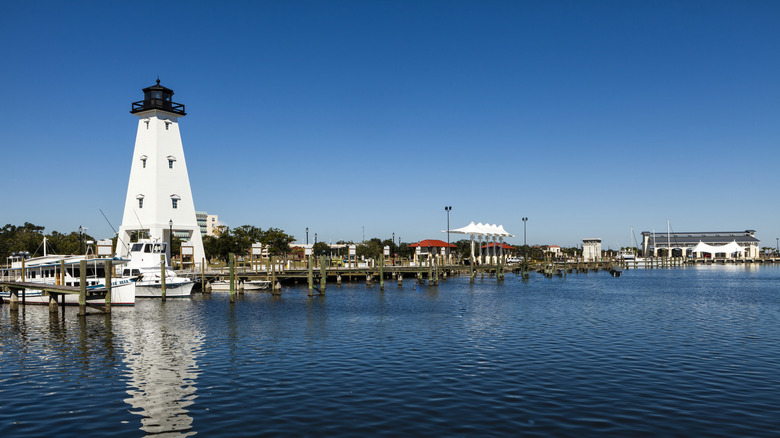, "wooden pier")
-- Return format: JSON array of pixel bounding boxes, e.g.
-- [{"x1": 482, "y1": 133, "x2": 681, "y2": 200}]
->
[
  {"x1": 0, "y1": 259, "x2": 113, "y2": 315},
  {"x1": 179, "y1": 255, "x2": 624, "y2": 294}
]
